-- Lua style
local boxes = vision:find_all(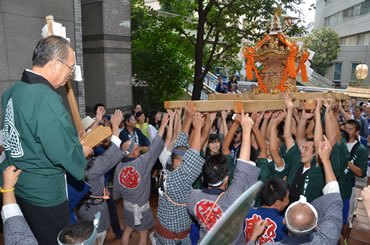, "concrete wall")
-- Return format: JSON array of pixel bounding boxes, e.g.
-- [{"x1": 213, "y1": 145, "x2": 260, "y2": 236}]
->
[
  {"x1": 314, "y1": 0, "x2": 370, "y2": 88},
  {"x1": 0, "y1": 0, "x2": 86, "y2": 124},
  {"x1": 82, "y1": 0, "x2": 132, "y2": 116},
  {"x1": 325, "y1": 45, "x2": 370, "y2": 87}
]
